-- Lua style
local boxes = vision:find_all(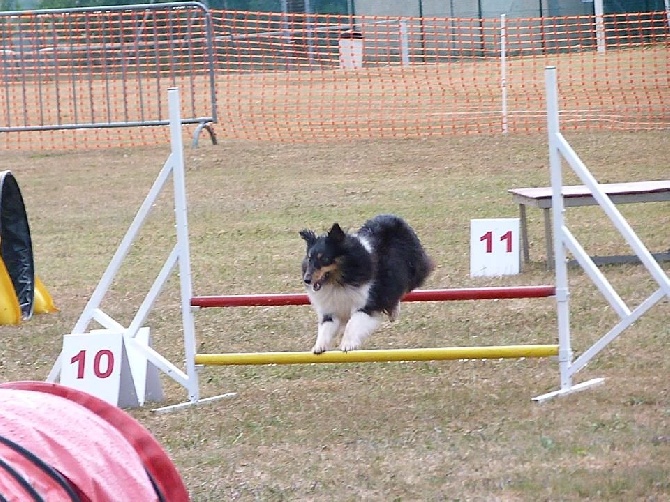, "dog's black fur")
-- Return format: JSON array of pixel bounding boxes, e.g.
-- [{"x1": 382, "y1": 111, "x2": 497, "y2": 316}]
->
[{"x1": 299, "y1": 214, "x2": 434, "y2": 353}]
